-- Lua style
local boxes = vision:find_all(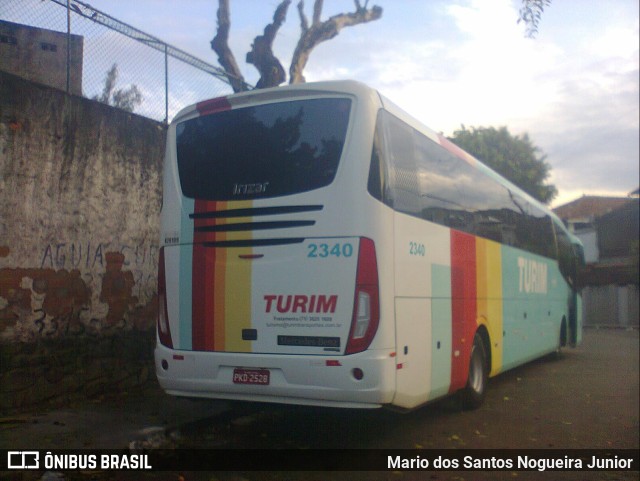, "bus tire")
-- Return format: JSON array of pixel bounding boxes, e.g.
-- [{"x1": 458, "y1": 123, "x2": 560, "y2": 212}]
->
[
  {"x1": 553, "y1": 318, "x2": 567, "y2": 360},
  {"x1": 560, "y1": 317, "x2": 568, "y2": 347},
  {"x1": 461, "y1": 333, "x2": 488, "y2": 410}
]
